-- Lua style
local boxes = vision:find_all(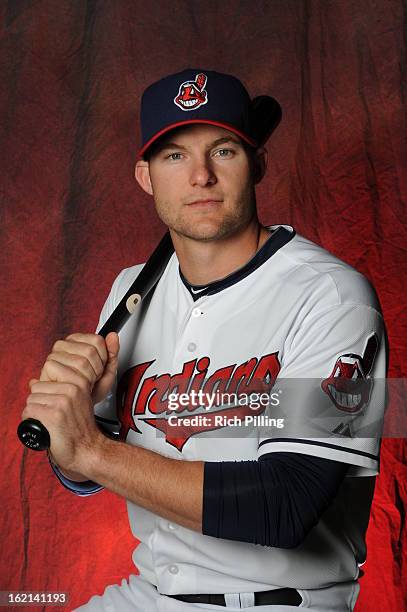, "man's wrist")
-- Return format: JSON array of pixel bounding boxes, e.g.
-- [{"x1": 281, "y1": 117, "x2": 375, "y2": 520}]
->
[
  {"x1": 58, "y1": 467, "x2": 88, "y2": 482},
  {"x1": 47, "y1": 451, "x2": 88, "y2": 482},
  {"x1": 79, "y1": 431, "x2": 114, "y2": 483},
  {"x1": 48, "y1": 428, "x2": 111, "y2": 482}
]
